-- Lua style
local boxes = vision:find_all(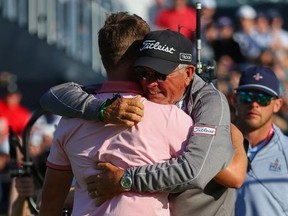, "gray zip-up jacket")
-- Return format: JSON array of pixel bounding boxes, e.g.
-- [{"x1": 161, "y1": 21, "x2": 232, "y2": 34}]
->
[{"x1": 40, "y1": 74, "x2": 234, "y2": 216}]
